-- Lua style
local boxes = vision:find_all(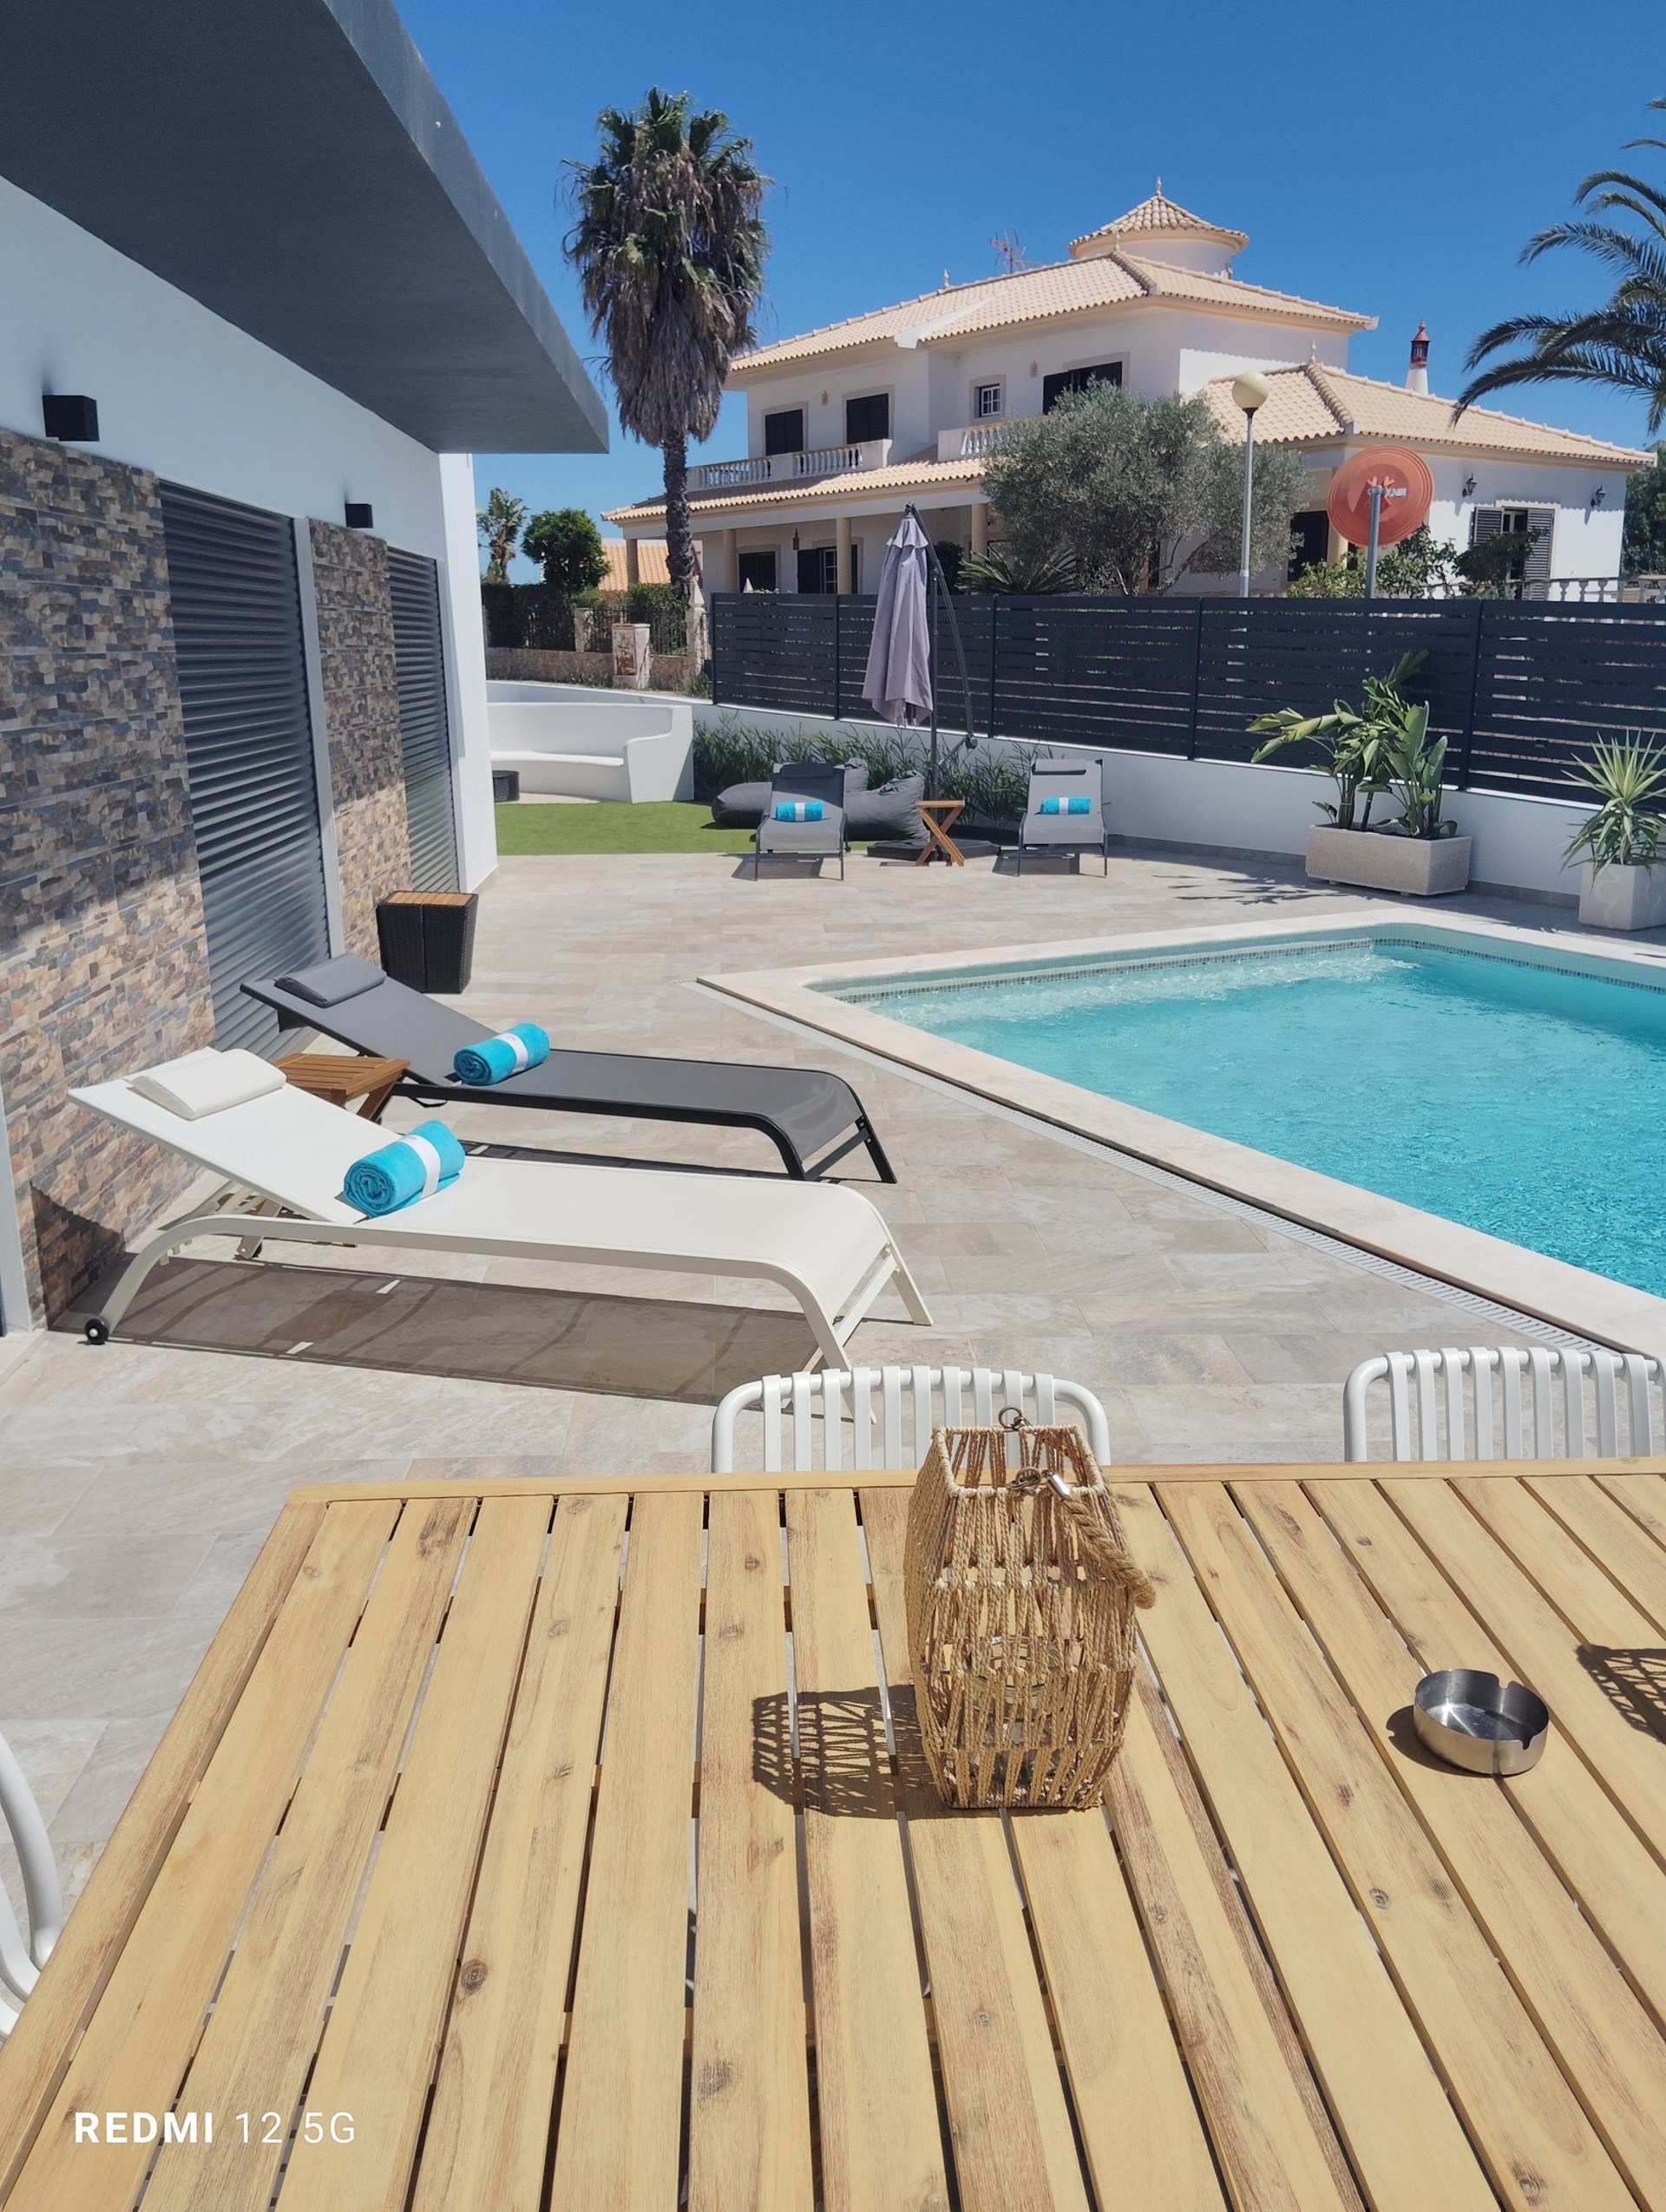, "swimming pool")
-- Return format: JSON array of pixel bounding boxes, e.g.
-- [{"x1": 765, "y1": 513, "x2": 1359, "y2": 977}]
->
[{"x1": 842, "y1": 936, "x2": 1666, "y2": 1299}]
